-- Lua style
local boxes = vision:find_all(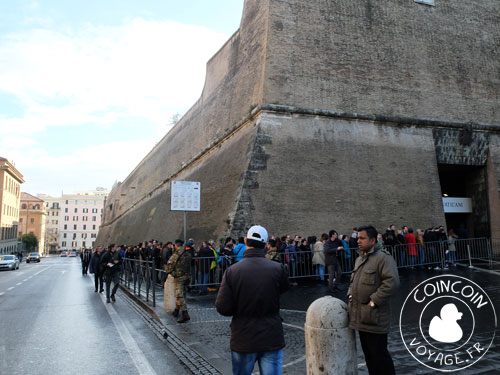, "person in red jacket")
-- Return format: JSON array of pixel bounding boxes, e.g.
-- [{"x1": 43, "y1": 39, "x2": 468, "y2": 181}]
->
[{"x1": 405, "y1": 228, "x2": 417, "y2": 268}]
